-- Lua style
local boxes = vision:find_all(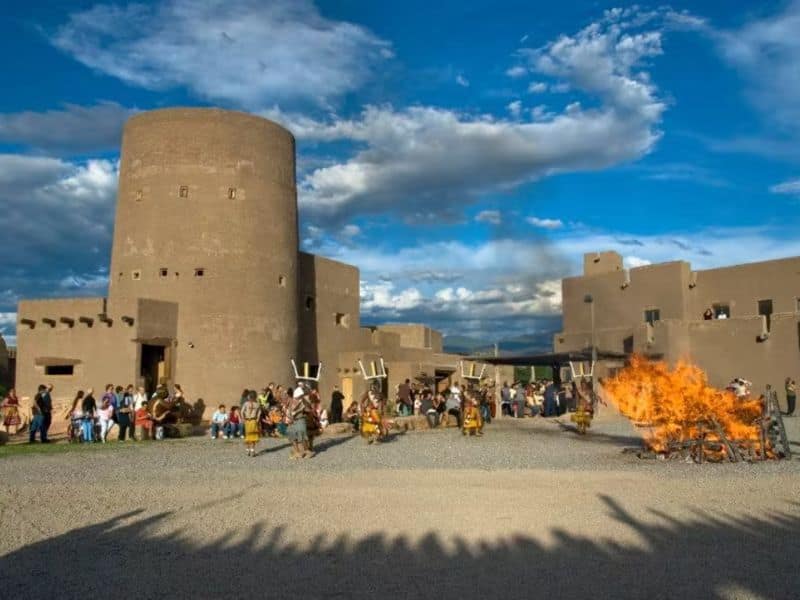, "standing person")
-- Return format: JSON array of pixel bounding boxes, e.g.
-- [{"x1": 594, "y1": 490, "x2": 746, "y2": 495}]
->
[
  {"x1": 97, "y1": 397, "x2": 116, "y2": 442},
  {"x1": 81, "y1": 388, "x2": 97, "y2": 442},
  {"x1": 330, "y1": 385, "x2": 344, "y2": 424},
  {"x1": 133, "y1": 386, "x2": 147, "y2": 411},
  {"x1": 64, "y1": 391, "x2": 85, "y2": 442},
  {"x1": 513, "y1": 384, "x2": 526, "y2": 418},
  {"x1": 500, "y1": 382, "x2": 512, "y2": 416},
  {"x1": 420, "y1": 389, "x2": 439, "y2": 429},
  {"x1": 40, "y1": 384, "x2": 54, "y2": 442},
  {"x1": 785, "y1": 378, "x2": 796, "y2": 416},
  {"x1": 28, "y1": 385, "x2": 47, "y2": 443},
  {"x1": 543, "y1": 381, "x2": 558, "y2": 417},
  {"x1": 2, "y1": 388, "x2": 21, "y2": 435},
  {"x1": 286, "y1": 387, "x2": 314, "y2": 459},
  {"x1": 397, "y1": 379, "x2": 412, "y2": 416},
  {"x1": 241, "y1": 391, "x2": 261, "y2": 457},
  {"x1": 117, "y1": 385, "x2": 135, "y2": 441}
]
